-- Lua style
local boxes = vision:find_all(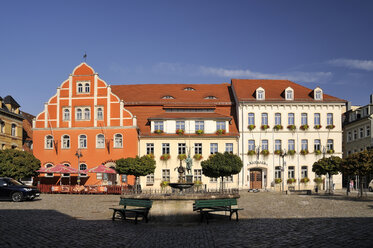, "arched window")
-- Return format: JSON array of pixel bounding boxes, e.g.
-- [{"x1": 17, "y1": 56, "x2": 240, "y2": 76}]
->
[
  {"x1": 63, "y1": 109, "x2": 70, "y2": 121},
  {"x1": 76, "y1": 109, "x2": 82, "y2": 120},
  {"x1": 256, "y1": 87, "x2": 265, "y2": 100},
  {"x1": 77, "y1": 83, "x2": 83, "y2": 93},
  {"x1": 11, "y1": 124, "x2": 16, "y2": 136},
  {"x1": 114, "y1": 134, "x2": 123, "y2": 148},
  {"x1": 45, "y1": 135, "x2": 54, "y2": 149},
  {"x1": 62, "y1": 163, "x2": 70, "y2": 177},
  {"x1": 79, "y1": 163, "x2": 87, "y2": 177},
  {"x1": 79, "y1": 135, "x2": 87, "y2": 148},
  {"x1": 96, "y1": 134, "x2": 105, "y2": 148},
  {"x1": 62, "y1": 135, "x2": 70, "y2": 149},
  {"x1": 0, "y1": 121, "x2": 5, "y2": 133},
  {"x1": 45, "y1": 163, "x2": 53, "y2": 177},
  {"x1": 85, "y1": 83, "x2": 90, "y2": 93},
  {"x1": 97, "y1": 107, "x2": 103, "y2": 120},
  {"x1": 84, "y1": 108, "x2": 90, "y2": 120}
]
